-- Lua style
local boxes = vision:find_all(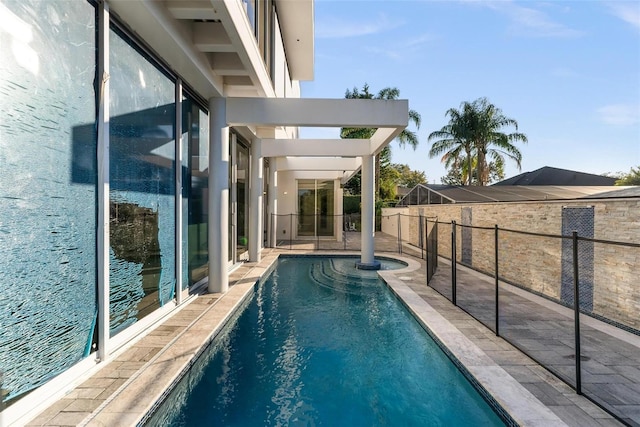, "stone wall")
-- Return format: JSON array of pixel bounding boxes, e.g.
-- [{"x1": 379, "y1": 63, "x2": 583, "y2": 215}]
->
[{"x1": 384, "y1": 198, "x2": 640, "y2": 330}]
